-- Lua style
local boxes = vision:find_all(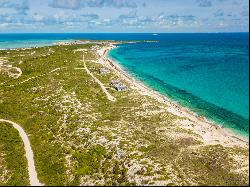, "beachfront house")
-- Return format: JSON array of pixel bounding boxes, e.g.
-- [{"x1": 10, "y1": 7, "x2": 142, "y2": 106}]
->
[
  {"x1": 113, "y1": 84, "x2": 128, "y2": 91},
  {"x1": 110, "y1": 79, "x2": 128, "y2": 91},
  {"x1": 99, "y1": 67, "x2": 110, "y2": 74}
]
